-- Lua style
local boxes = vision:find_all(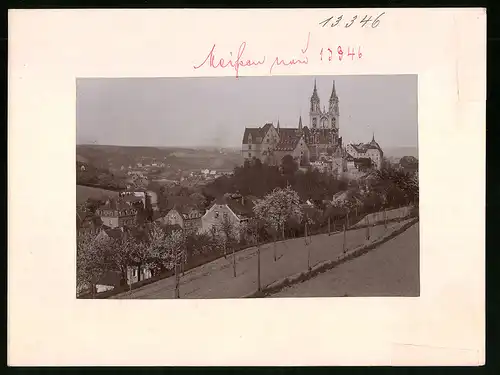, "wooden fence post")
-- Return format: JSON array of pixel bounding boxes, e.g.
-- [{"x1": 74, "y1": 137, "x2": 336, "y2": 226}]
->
[
  {"x1": 366, "y1": 216, "x2": 370, "y2": 241},
  {"x1": 257, "y1": 245, "x2": 261, "y2": 292},
  {"x1": 174, "y1": 247, "x2": 180, "y2": 298},
  {"x1": 304, "y1": 220, "x2": 308, "y2": 245},
  {"x1": 342, "y1": 222, "x2": 347, "y2": 253}
]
